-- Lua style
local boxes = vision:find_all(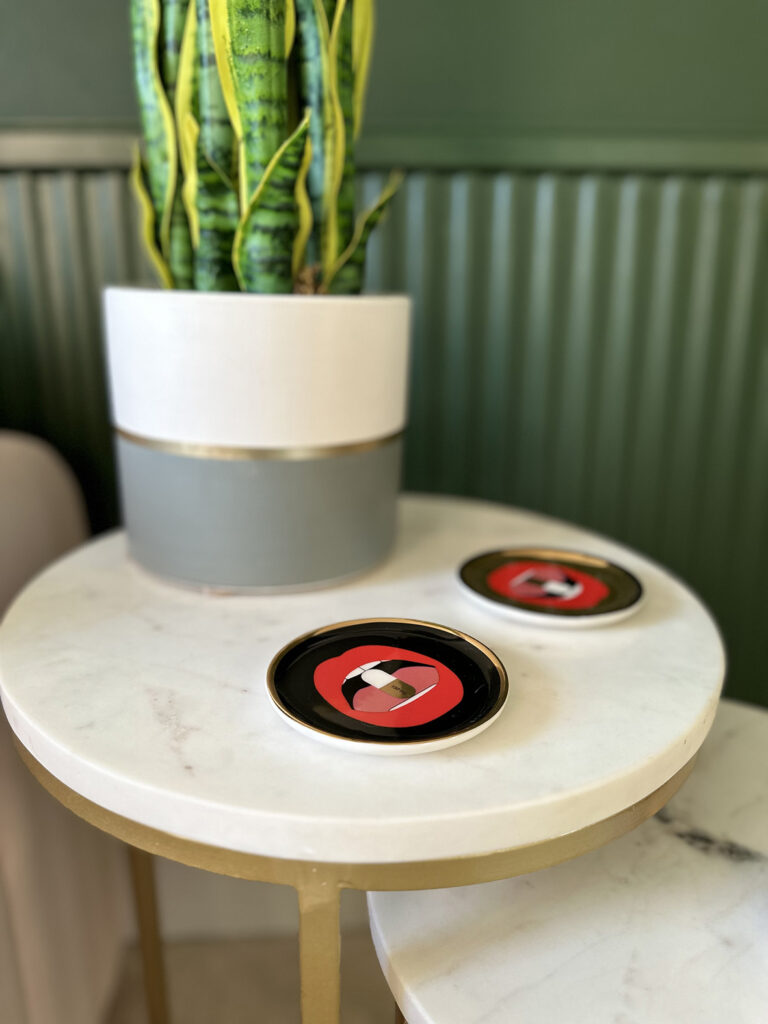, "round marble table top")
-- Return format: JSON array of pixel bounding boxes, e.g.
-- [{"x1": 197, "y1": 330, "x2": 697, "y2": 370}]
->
[
  {"x1": 368, "y1": 700, "x2": 768, "y2": 1024},
  {"x1": 0, "y1": 495, "x2": 724, "y2": 864}
]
